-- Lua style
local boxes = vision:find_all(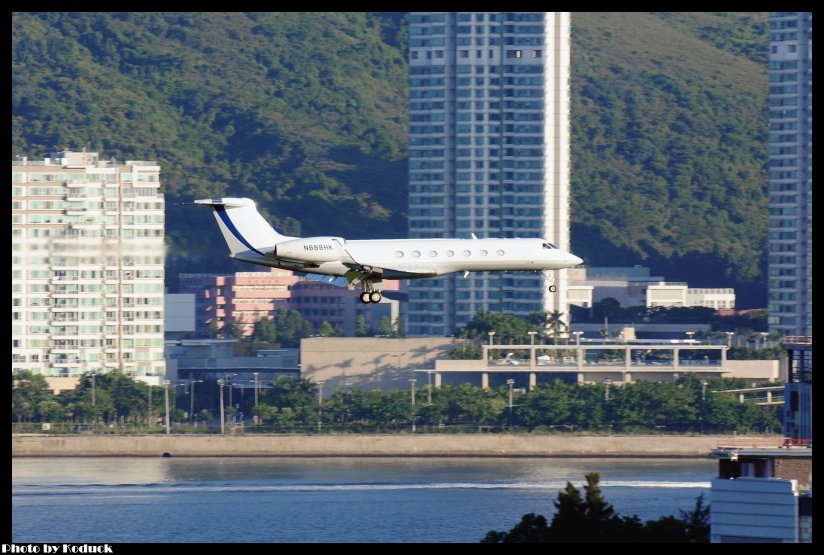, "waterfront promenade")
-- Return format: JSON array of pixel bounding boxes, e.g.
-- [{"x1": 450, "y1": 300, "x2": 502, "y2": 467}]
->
[{"x1": 11, "y1": 433, "x2": 783, "y2": 458}]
